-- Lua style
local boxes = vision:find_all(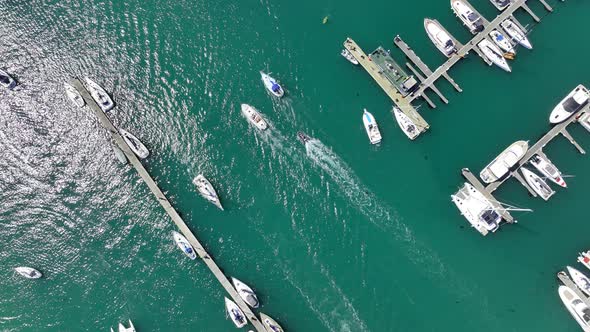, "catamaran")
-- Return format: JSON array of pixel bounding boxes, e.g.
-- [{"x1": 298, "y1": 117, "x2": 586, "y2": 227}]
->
[
  {"x1": 393, "y1": 107, "x2": 419, "y2": 140},
  {"x1": 567, "y1": 266, "x2": 590, "y2": 297},
  {"x1": 225, "y1": 297, "x2": 247, "y2": 328},
  {"x1": 480, "y1": 140, "x2": 528, "y2": 183},
  {"x1": 424, "y1": 18, "x2": 457, "y2": 58},
  {"x1": 84, "y1": 77, "x2": 114, "y2": 112},
  {"x1": 489, "y1": 0, "x2": 511, "y2": 10},
  {"x1": 260, "y1": 71, "x2": 284, "y2": 98},
  {"x1": 452, "y1": 183, "x2": 501, "y2": 235},
  {"x1": 64, "y1": 83, "x2": 85, "y2": 107},
  {"x1": 260, "y1": 313, "x2": 284, "y2": 332},
  {"x1": 451, "y1": 0, "x2": 484, "y2": 34},
  {"x1": 172, "y1": 231, "x2": 197, "y2": 260},
  {"x1": 193, "y1": 174, "x2": 223, "y2": 210},
  {"x1": 231, "y1": 277, "x2": 260, "y2": 308},
  {"x1": 477, "y1": 39, "x2": 511, "y2": 72},
  {"x1": 500, "y1": 19, "x2": 533, "y2": 50},
  {"x1": 549, "y1": 85, "x2": 589, "y2": 124},
  {"x1": 14, "y1": 267, "x2": 42, "y2": 279},
  {"x1": 489, "y1": 30, "x2": 516, "y2": 56},
  {"x1": 341, "y1": 49, "x2": 359, "y2": 65},
  {"x1": 241, "y1": 104, "x2": 268, "y2": 131},
  {"x1": 119, "y1": 129, "x2": 149, "y2": 159},
  {"x1": 520, "y1": 167, "x2": 554, "y2": 201},
  {"x1": 529, "y1": 154, "x2": 566, "y2": 188},
  {"x1": 362, "y1": 109, "x2": 382, "y2": 145},
  {"x1": 0, "y1": 69, "x2": 17, "y2": 89},
  {"x1": 558, "y1": 285, "x2": 590, "y2": 332}
]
